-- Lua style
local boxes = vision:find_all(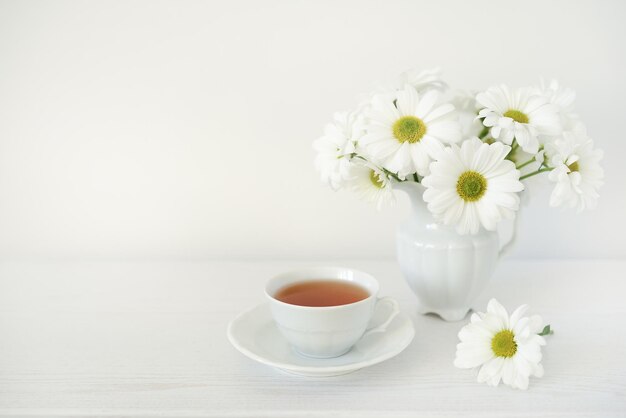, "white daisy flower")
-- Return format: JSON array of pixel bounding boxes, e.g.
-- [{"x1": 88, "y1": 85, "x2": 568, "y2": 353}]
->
[
  {"x1": 451, "y1": 90, "x2": 483, "y2": 138},
  {"x1": 422, "y1": 137, "x2": 524, "y2": 235},
  {"x1": 546, "y1": 127, "x2": 604, "y2": 211},
  {"x1": 535, "y1": 79, "x2": 579, "y2": 135},
  {"x1": 537, "y1": 79, "x2": 576, "y2": 117},
  {"x1": 397, "y1": 67, "x2": 448, "y2": 93},
  {"x1": 348, "y1": 162, "x2": 395, "y2": 210},
  {"x1": 454, "y1": 299, "x2": 547, "y2": 390},
  {"x1": 476, "y1": 85, "x2": 562, "y2": 154},
  {"x1": 356, "y1": 68, "x2": 446, "y2": 121},
  {"x1": 361, "y1": 85, "x2": 462, "y2": 178},
  {"x1": 364, "y1": 67, "x2": 448, "y2": 100},
  {"x1": 313, "y1": 111, "x2": 363, "y2": 190}
]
